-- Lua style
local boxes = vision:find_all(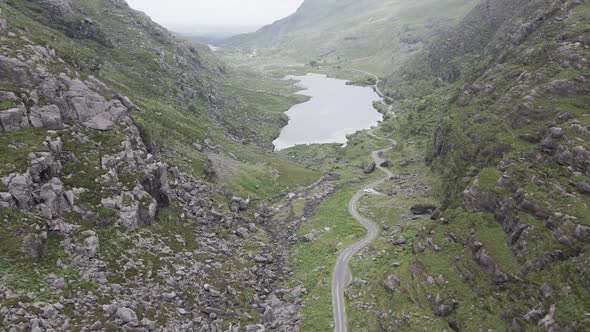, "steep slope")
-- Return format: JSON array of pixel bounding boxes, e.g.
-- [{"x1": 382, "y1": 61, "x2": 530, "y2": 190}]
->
[
  {"x1": 225, "y1": 0, "x2": 478, "y2": 73},
  {"x1": 0, "y1": 0, "x2": 319, "y2": 330},
  {"x1": 342, "y1": 0, "x2": 590, "y2": 330}
]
